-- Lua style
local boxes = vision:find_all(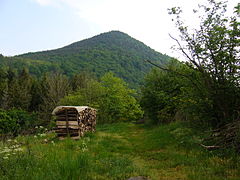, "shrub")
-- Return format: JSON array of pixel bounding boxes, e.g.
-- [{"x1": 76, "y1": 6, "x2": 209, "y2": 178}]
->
[
  {"x1": 7, "y1": 109, "x2": 38, "y2": 133},
  {"x1": 0, "y1": 111, "x2": 19, "y2": 134},
  {"x1": 0, "y1": 109, "x2": 38, "y2": 136}
]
